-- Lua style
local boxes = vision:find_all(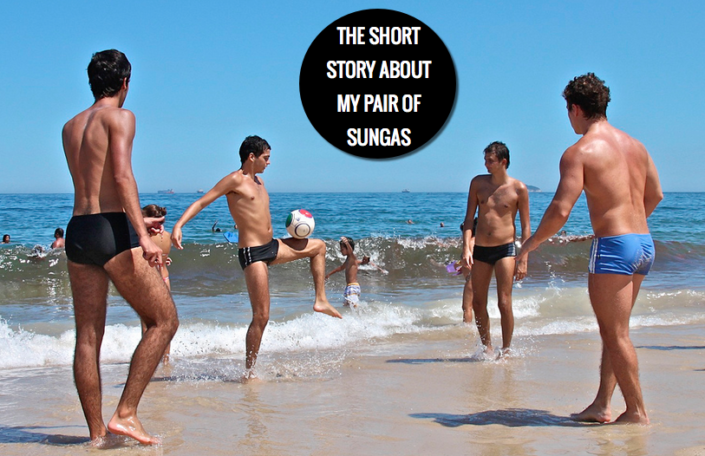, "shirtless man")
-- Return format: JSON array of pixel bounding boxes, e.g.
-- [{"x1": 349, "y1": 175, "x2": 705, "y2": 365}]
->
[
  {"x1": 462, "y1": 142, "x2": 530, "y2": 356},
  {"x1": 516, "y1": 73, "x2": 662, "y2": 424},
  {"x1": 61, "y1": 50, "x2": 178, "y2": 445},
  {"x1": 171, "y1": 135, "x2": 341, "y2": 377},
  {"x1": 51, "y1": 227, "x2": 66, "y2": 249}
]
